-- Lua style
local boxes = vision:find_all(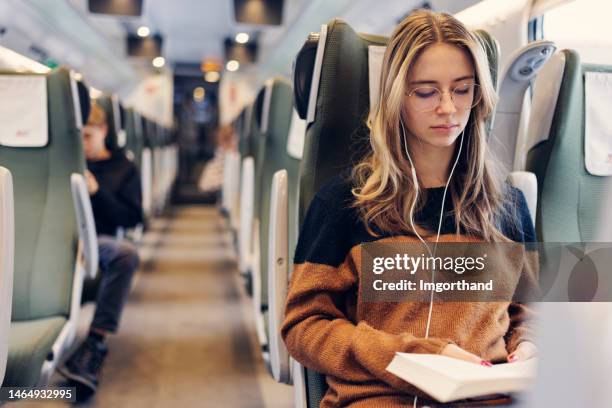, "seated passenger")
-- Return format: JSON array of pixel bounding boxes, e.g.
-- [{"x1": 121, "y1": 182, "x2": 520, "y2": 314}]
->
[
  {"x1": 198, "y1": 124, "x2": 237, "y2": 199},
  {"x1": 58, "y1": 101, "x2": 142, "y2": 398},
  {"x1": 282, "y1": 10, "x2": 538, "y2": 408}
]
